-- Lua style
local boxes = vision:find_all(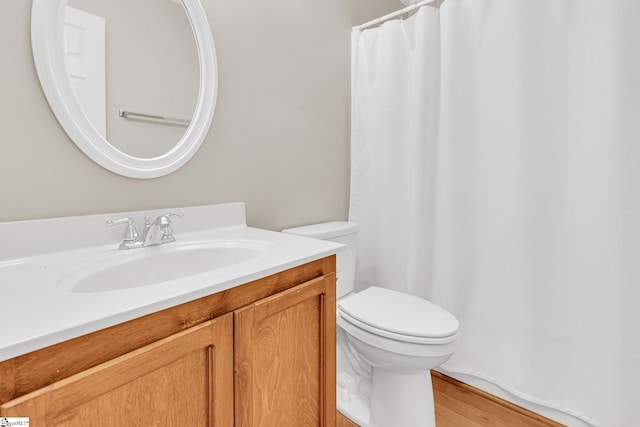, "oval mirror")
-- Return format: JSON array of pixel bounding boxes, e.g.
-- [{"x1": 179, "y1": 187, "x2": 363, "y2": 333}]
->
[{"x1": 31, "y1": 0, "x2": 218, "y2": 179}]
